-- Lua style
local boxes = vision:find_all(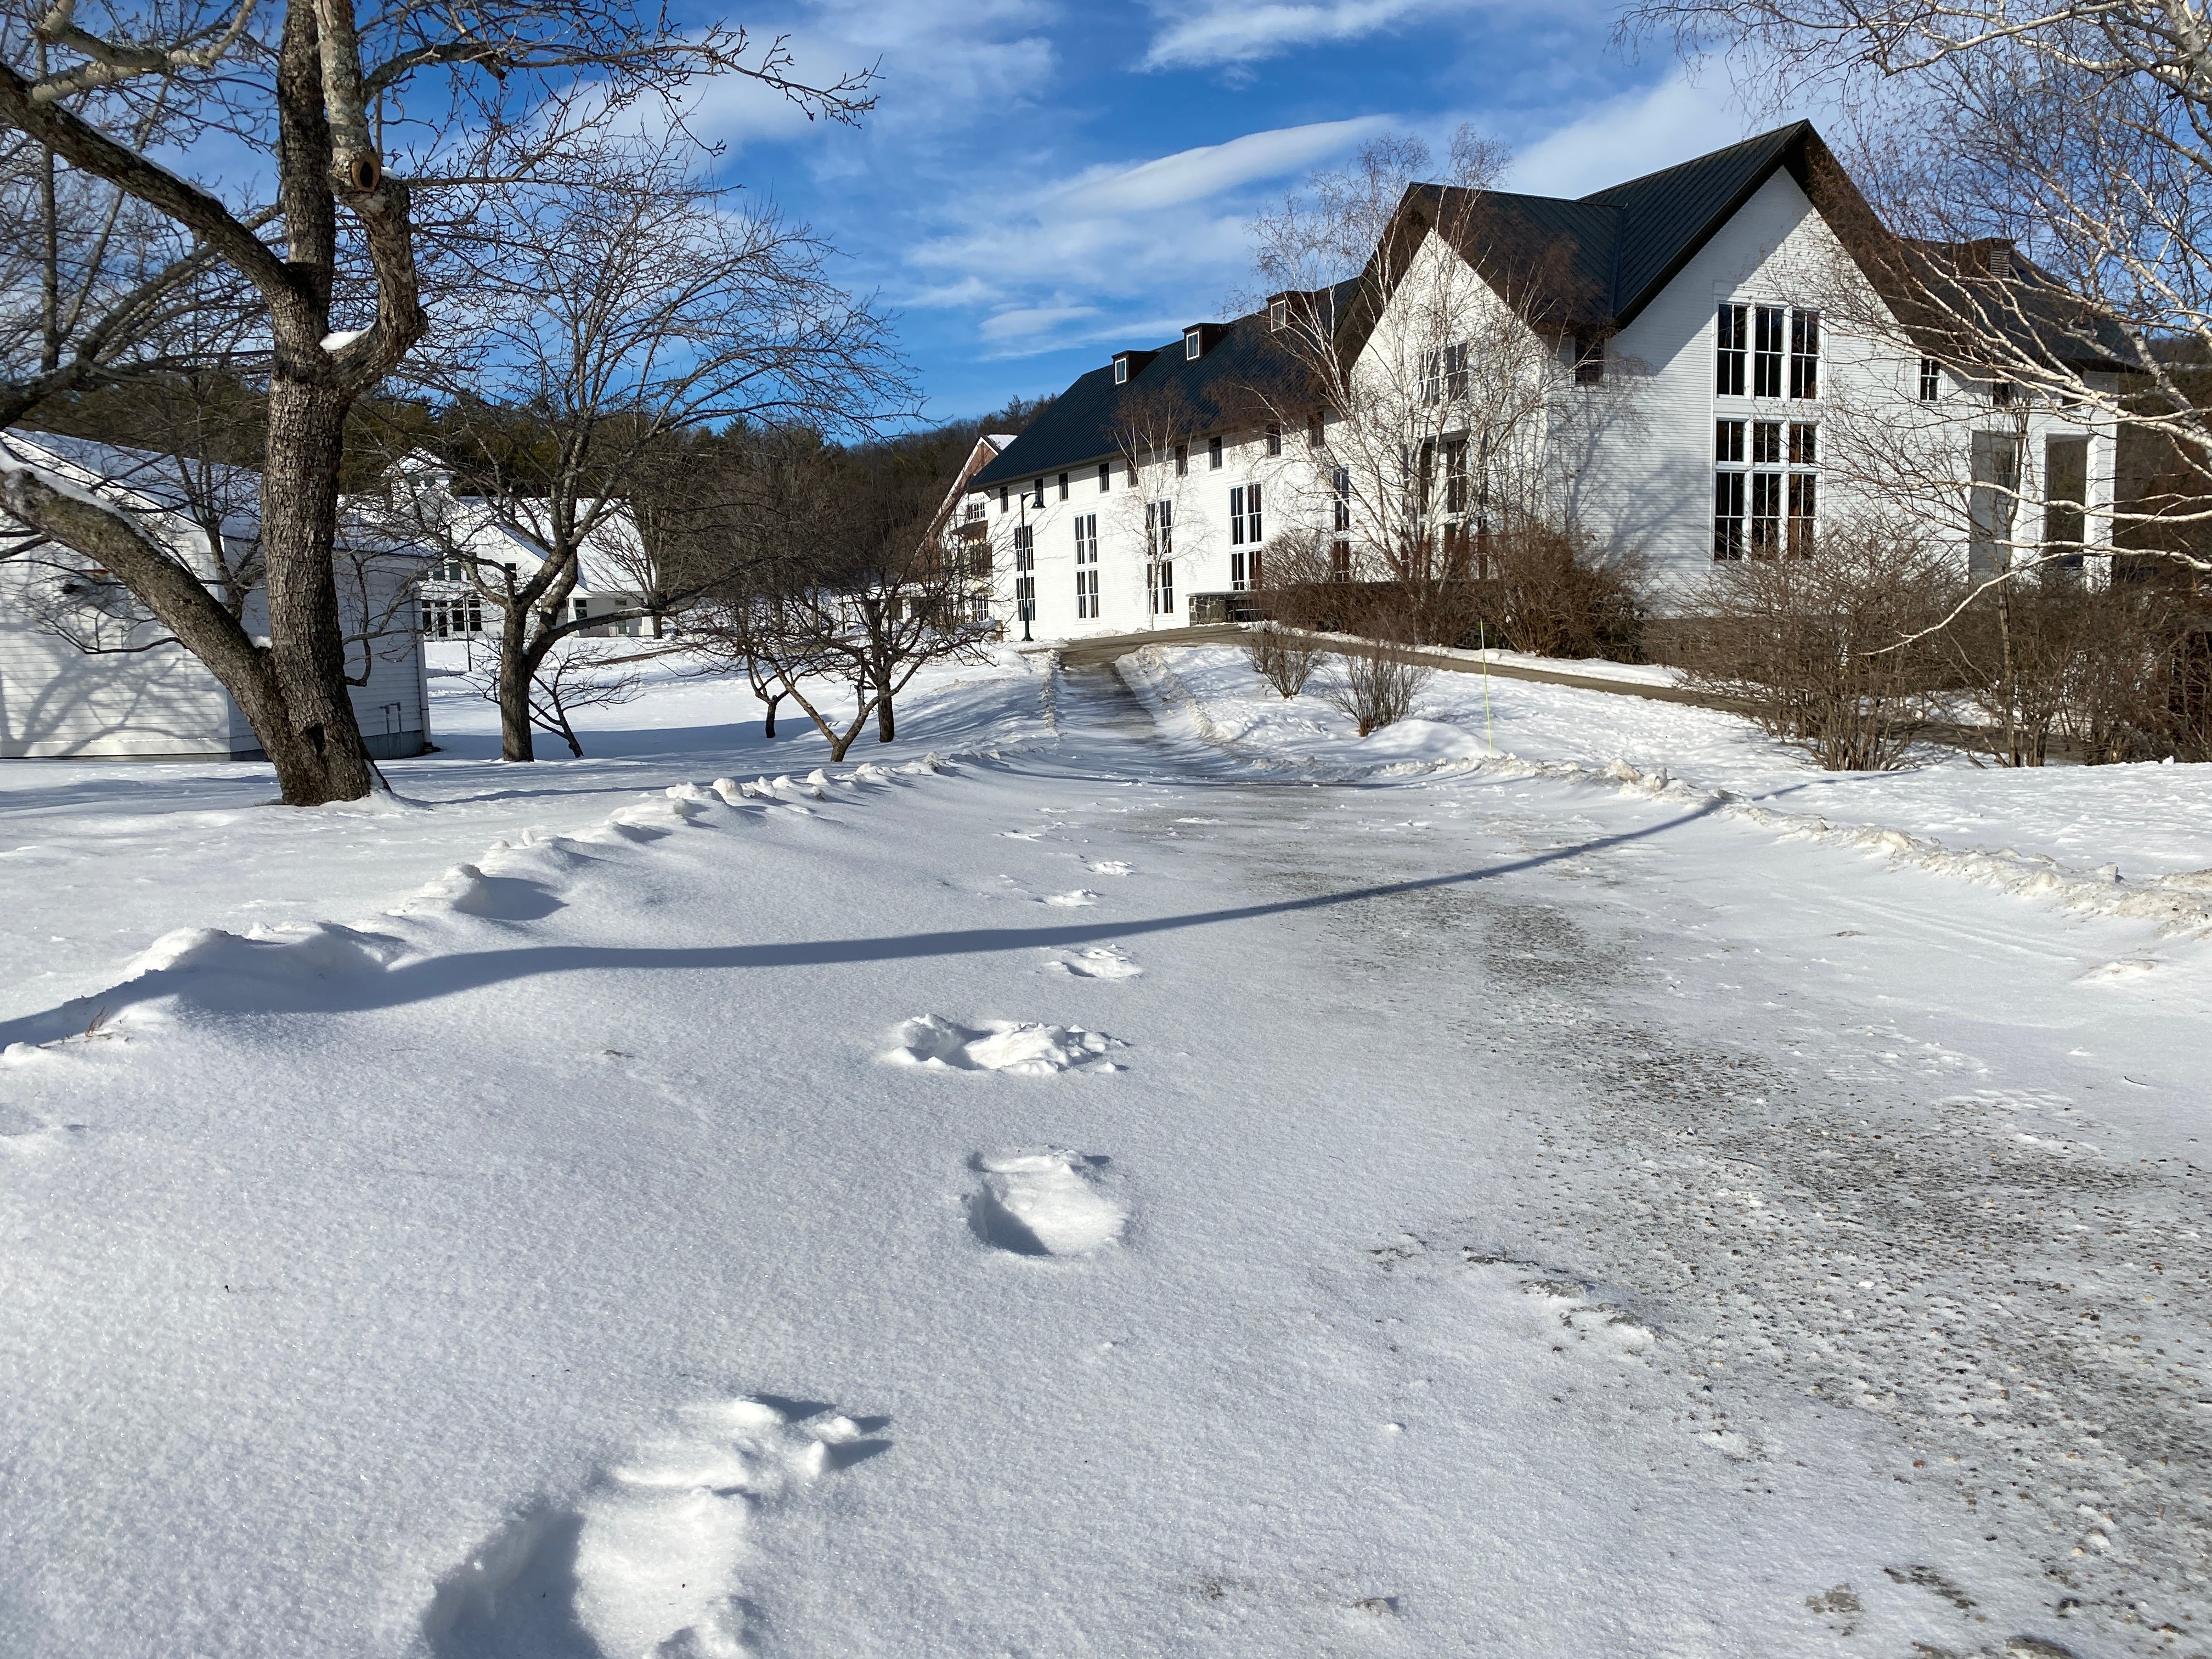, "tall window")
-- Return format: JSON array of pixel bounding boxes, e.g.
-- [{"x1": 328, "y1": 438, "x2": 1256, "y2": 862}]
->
[
  {"x1": 1012, "y1": 523, "x2": 1034, "y2": 571},
  {"x1": 1266, "y1": 424, "x2": 1282, "y2": 457},
  {"x1": 1098, "y1": 461, "x2": 1111, "y2": 492},
  {"x1": 1307, "y1": 413, "x2": 1324, "y2": 448},
  {"x1": 1713, "y1": 419, "x2": 1746, "y2": 558},
  {"x1": 1331, "y1": 466, "x2": 1351, "y2": 533},
  {"x1": 1789, "y1": 311, "x2": 1819, "y2": 398},
  {"x1": 1057, "y1": 472, "x2": 1069, "y2": 501},
  {"x1": 1075, "y1": 566, "x2": 1099, "y2": 619},
  {"x1": 1918, "y1": 358, "x2": 1940, "y2": 401},
  {"x1": 1148, "y1": 557, "x2": 1176, "y2": 614},
  {"x1": 1753, "y1": 304, "x2": 1785, "y2": 397},
  {"x1": 1444, "y1": 439, "x2": 1468, "y2": 515},
  {"x1": 1173, "y1": 444, "x2": 1188, "y2": 477},
  {"x1": 1714, "y1": 417, "x2": 1816, "y2": 559},
  {"x1": 1208, "y1": 435, "x2": 1223, "y2": 470},
  {"x1": 1717, "y1": 304, "x2": 1747, "y2": 396},
  {"x1": 1146, "y1": 499, "x2": 1173, "y2": 557},
  {"x1": 1074, "y1": 513, "x2": 1098, "y2": 564},
  {"x1": 1445, "y1": 341, "x2": 1469, "y2": 399},
  {"x1": 1330, "y1": 539, "x2": 1351, "y2": 580},
  {"x1": 1229, "y1": 483, "x2": 1263, "y2": 545},
  {"x1": 1423, "y1": 348, "x2": 1443, "y2": 406},
  {"x1": 1014, "y1": 524, "x2": 1036, "y2": 617}
]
